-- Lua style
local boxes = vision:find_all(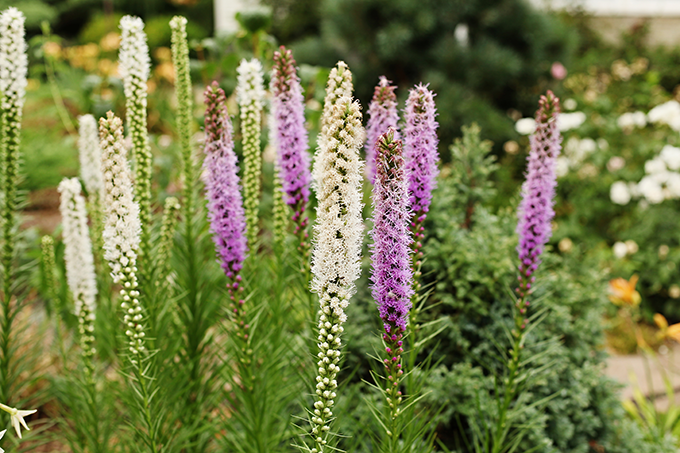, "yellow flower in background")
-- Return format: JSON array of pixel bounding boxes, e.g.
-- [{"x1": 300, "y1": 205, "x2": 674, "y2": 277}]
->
[
  {"x1": 608, "y1": 275, "x2": 641, "y2": 307},
  {"x1": 99, "y1": 32, "x2": 120, "y2": 52},
  {"x1": 42, "y1": 41, "x2": 61, "y2": 59},
  {"x1": 654, "y1": 313, "x2": 680, "y2": 342}
]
